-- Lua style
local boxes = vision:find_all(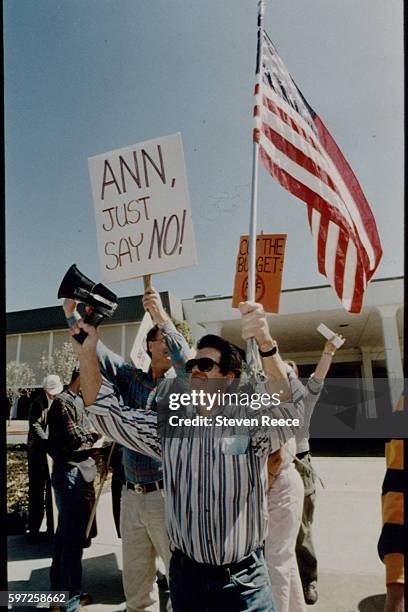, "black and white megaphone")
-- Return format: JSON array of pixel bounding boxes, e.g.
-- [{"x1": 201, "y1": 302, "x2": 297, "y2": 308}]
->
[{"x1": 58, "y1": 264, "x2": 118, "y2": 343}]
